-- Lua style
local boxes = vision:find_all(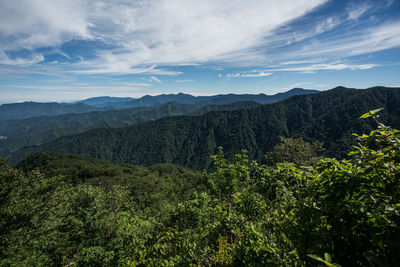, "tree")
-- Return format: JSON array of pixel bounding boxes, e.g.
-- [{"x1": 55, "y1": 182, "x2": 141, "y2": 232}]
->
[{"x1": 264, "y1": 137, "x2": 324, "y2": 166}]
